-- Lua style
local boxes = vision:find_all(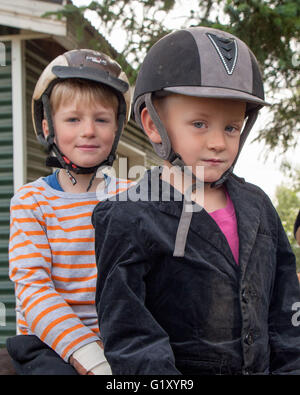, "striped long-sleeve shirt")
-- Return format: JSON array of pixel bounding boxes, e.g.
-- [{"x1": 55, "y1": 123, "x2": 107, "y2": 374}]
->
[{"x1": 8, "y1": 175, "x2": 132, "y2": 362}]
